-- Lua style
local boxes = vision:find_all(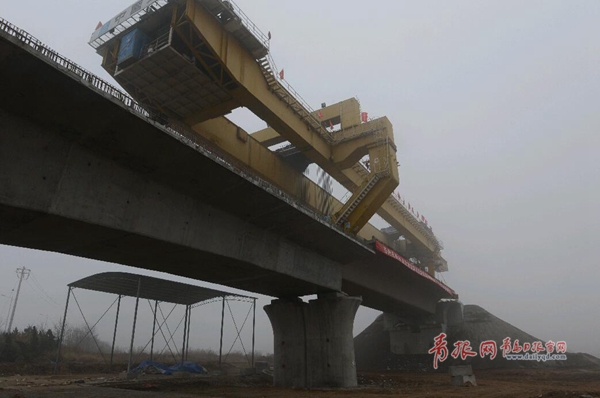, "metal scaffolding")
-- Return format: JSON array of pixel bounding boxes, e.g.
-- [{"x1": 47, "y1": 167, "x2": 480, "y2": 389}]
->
[{"x1": 54, "y1": 272, "x2": 257, "y2": 374}]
